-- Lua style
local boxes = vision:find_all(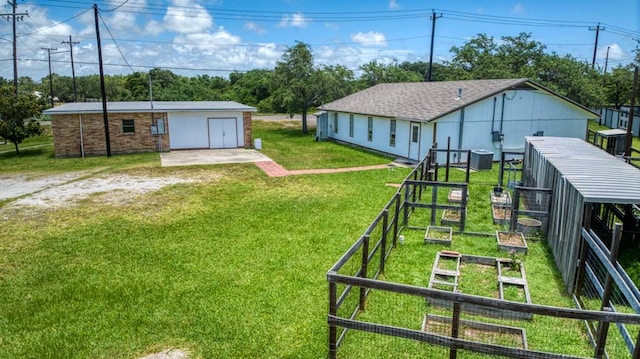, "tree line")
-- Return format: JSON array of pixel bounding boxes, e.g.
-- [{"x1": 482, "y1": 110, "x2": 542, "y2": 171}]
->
[{"x1": 1, "y1": 32, "x2": 639, "y2": 149}]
